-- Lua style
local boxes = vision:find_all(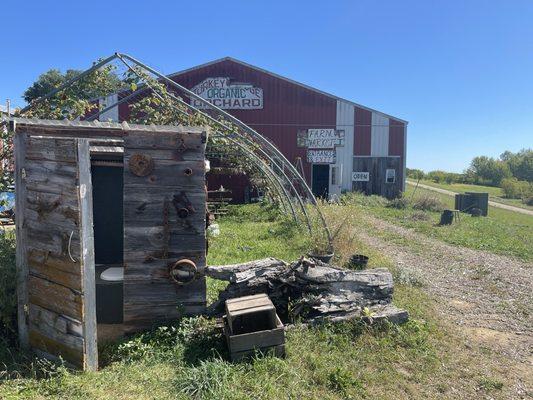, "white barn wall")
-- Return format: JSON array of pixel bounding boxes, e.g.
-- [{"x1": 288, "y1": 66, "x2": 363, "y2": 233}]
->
[
  {"x1": 402, "y1": 123, "x2": 407, "y2": 191},
  {"x1": 370, "y1": 113, "x2": 389, "y2": 156},
  {"x1": 335, "y1": 100, "x2": 355, "y2": 193}
]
